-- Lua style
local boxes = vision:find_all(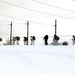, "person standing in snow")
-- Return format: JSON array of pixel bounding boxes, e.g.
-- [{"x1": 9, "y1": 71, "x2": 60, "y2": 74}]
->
[
  {"x1": 12, "y1": 36, "x2": 16, "y2": 45},
  {"x1": 72, "y1": 35, "x2": 75, "y2": 45},
  {"x1": 30, "y1": 36, "x2": 36, "y2": 45},
  {"x1": 23, "y1": 37, "x2": 28, "y2": 45},
  {"x1": 0, "y1": 38, "x2": 2, "y2": 45},
  {"x1": 43, "y1": 35, "x2": 48, "y2": 45},
  {"x1": 53, "y1": 35, "x2": 60, "y2": 45}
]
